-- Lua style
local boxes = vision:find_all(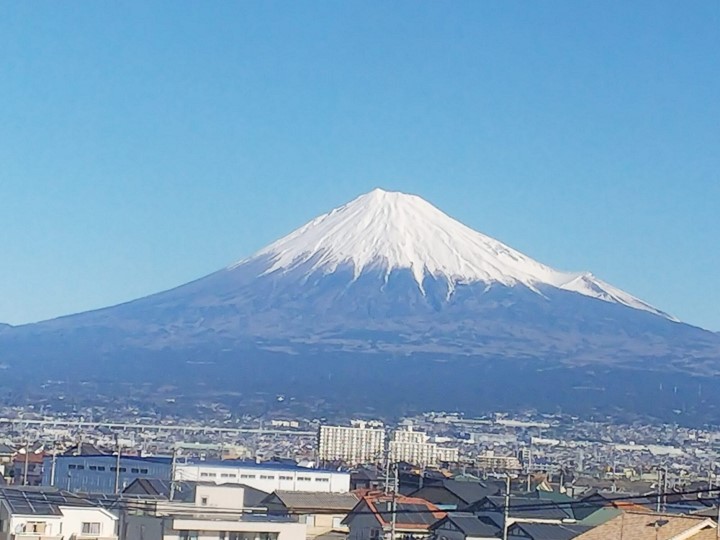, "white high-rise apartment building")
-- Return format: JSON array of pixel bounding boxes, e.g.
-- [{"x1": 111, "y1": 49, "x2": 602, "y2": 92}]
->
[
  {"x1": 389, "y1": 427, "x2": 459, "y2": 468},
  {"x1": 318, "y1": 422, "x2": 386, "y2": 465}
]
